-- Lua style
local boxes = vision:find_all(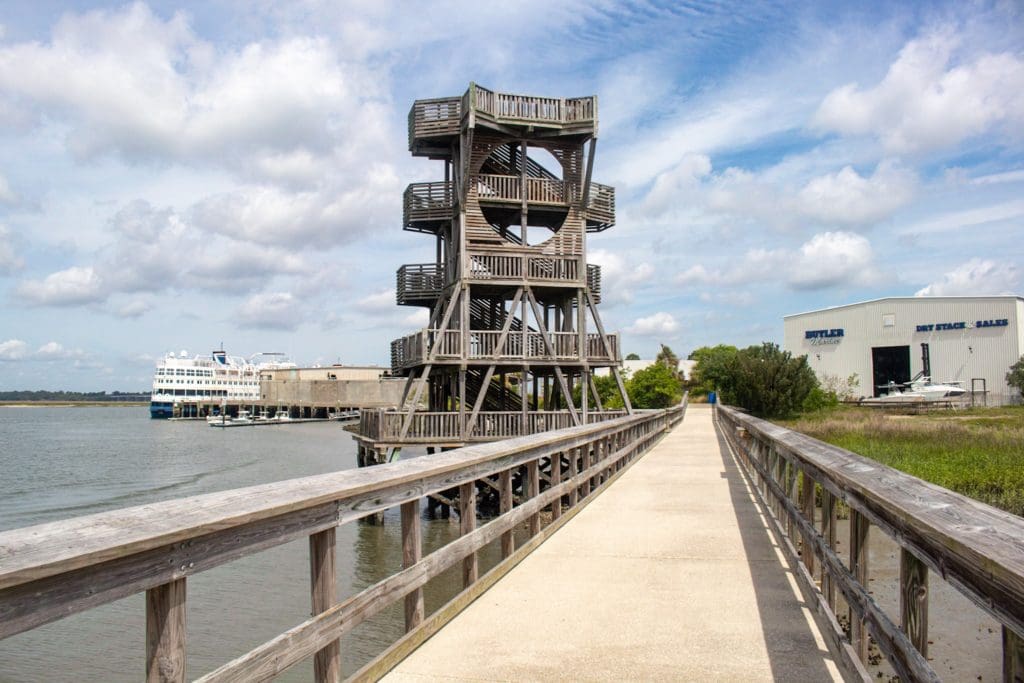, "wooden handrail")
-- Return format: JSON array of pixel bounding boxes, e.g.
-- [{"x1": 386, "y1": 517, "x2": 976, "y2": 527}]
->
[
  {"x1": 0, "y1": 404, "x2": 686, "y2": 681},
  {"x1": 716, "y1": 404, "x2": 1024, "y2": 682}
]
